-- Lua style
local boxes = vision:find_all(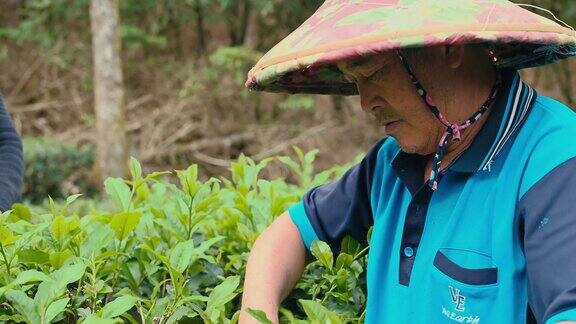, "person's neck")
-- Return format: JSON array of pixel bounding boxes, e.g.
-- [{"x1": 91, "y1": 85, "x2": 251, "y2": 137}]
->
[{"x1": 424, "y1": 67, "x2": 499, "y2": 181}]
